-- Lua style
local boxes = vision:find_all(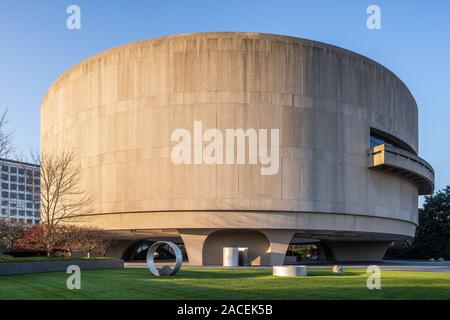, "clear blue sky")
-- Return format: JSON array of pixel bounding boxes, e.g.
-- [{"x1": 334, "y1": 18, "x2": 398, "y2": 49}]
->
[{"x1": 0, "y1": 0, "x2": 449, "y2": 195}]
